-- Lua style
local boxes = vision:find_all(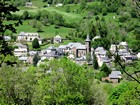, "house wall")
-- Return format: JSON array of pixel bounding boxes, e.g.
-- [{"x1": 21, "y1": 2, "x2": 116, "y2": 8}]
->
[
  {"x1": 14, "y1": 50, "x2": 27, "y2": 57},
  {"x1": 76, "y1": 49, "x2": 86, "y2": 58},
  {"x1": 54, "y1": 37, "x2": 62, "y2": 43},
  {"x1": 18, "y1": 36, "x2": 39, "y2": 41},
  {"x1": 110, "y1": 78, "x2": 118, "y2": 83}
]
